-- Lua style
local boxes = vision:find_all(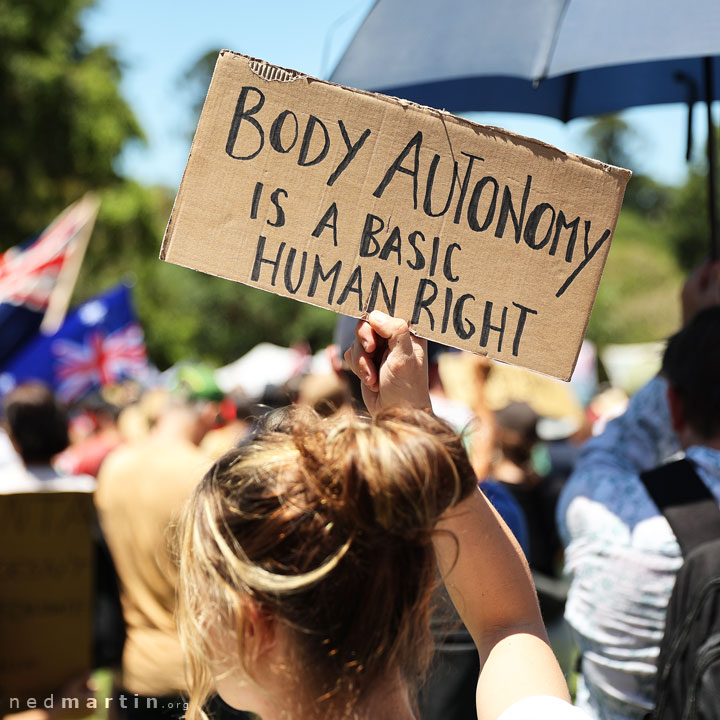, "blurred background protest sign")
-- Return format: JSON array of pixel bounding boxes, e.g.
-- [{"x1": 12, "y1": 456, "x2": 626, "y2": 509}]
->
[
  {"x1": 0, "y1": 492, "x2": 94, "y2": 709},
  {"x1": 162, "y1": 52, "x2": 630, "y2": 380}
]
